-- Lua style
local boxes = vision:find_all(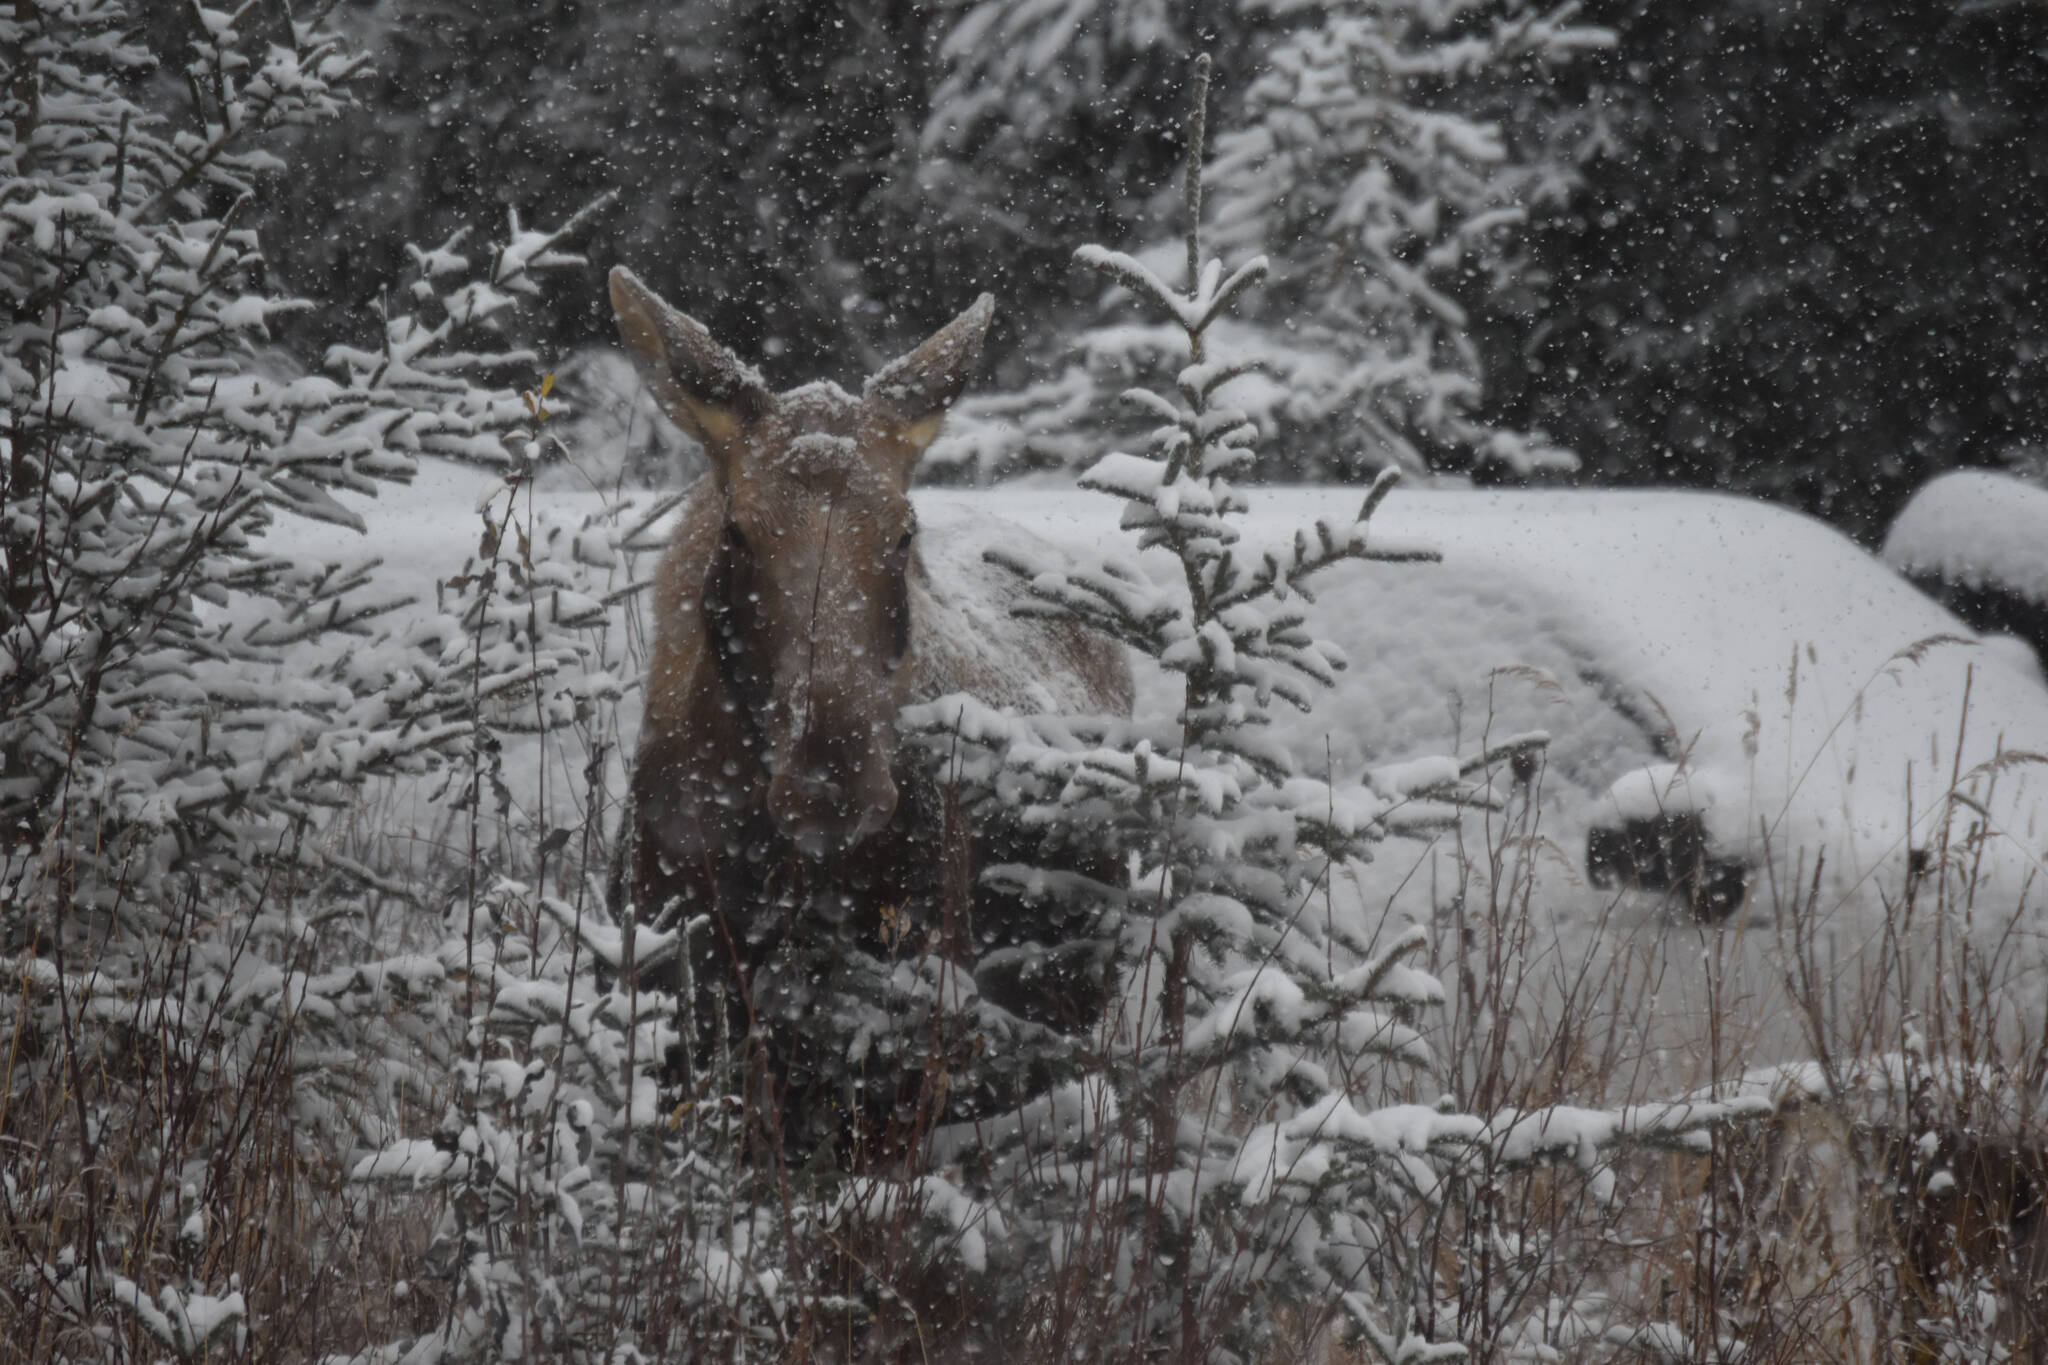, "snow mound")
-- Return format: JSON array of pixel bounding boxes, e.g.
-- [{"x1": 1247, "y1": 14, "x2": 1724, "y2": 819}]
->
[
  {"x1": 1883, "y1": 470, "x2": 2048, "y2": 606},
  {"x1": 951, "y1": 486, "x2": 2048, "y2": 918}
]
